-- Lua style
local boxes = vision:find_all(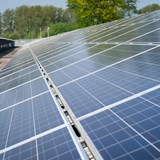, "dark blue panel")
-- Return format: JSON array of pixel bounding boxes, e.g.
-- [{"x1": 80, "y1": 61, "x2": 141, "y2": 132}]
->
[
  {"x1": 112, "y1": 98, "x2": 160, "y2": 150},
  {"x1": 143, "y1": 89, "x2": 160, "y2": 105},
  {"x1": 29, "y1": 69, "x2": 41, "y2": 80},
  {"x1": 0, "y1": 89, "x2": 17, "y2": 110},
  {"x1": 0, "y1": 154, "x2": 3, "y2": 160},
  {"x1": 0, "y1": 78, "x2": 19, "y2": 92},
  {"x1": 75, "y1": 59, "x2": 105, "y2": 73},
  {"x1": 38, "y1": 43, "x2": 81, "y2": 62},
  {"x1": 29, "y1": 64, "x2": 38, "y2": 72},
  {"x1": 31, "y1": 77, "x2": 48, "y2": 96},
  {"x1": 0, "y1": 65, "x2": 37, "y2": 84},
  {"x1": 7, "y1": 101, "x2": 34, "y2": 147},
  {"x1": 62, "y1": 65, "x2": 88, "y2": 79},
  {"x1": 114, "y1": 59, "x2": 160, "y2": 81},
  {"x1": 0, "y1": 61, "x2": 36, "y2": 77},
  {"x1": 107, "y1": 20, "x2": 160, "y2": 42},
  {"x1": 33, "y1": 92, "x2": 64, "y2": 134},
  {"x1": 100, "y1": 45, "x2": 152, "y2": 59},
  {"x1": 45, "y1": 64, "x2": 59, "y2": 73},
  {"x1": 87, "y1": 23, "x2": 149, "y2": 42},
  {"x1": 42, "y1": 44, "x2": 95, "y2": 67},
  {"x1": 15, "y1": 83, "x2": 31, "y2": 103},
  {"x1": 77, "y1": 75, "x2": 131, "y2": 106},
  {"x1": 0, "y1": 109, "x2": 12, "y2": 150},
  {"x1": 96, "y1": 67, "x2": 159, "y2": 93},
  {"x1": 82, "y1": 54, "x2": 120, "y2": 68},
  {"x1": 4, "y1": 141, "x2": 37, "y2": 160},
  {"x1": 81, "y1": 107, "x2": 159, "y2": 160},
  {"x1": 49, "y1": 70, "x2": 72, "y2": 86},
  {"x1": 86, "y1": 26, "x2": 127, "y2": 42},
  {"x1": 132, "y1": 29, "x2": 160, "y2": 43},
  {"x1": 131, "y1": 51, "x2": 160, "y2": 65},
  {"x1": 0, "y1": 78, "x2": 48, "y2": 110},
  {"x1": 59, "y1": 82, "x2": 103, "y2": 117},
  {"x1": 37, "y1": 128, "x2": 81, "y2": 160},
  {"x1": 0, "y1": 72, "x2": 21, "y2": 84}
]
